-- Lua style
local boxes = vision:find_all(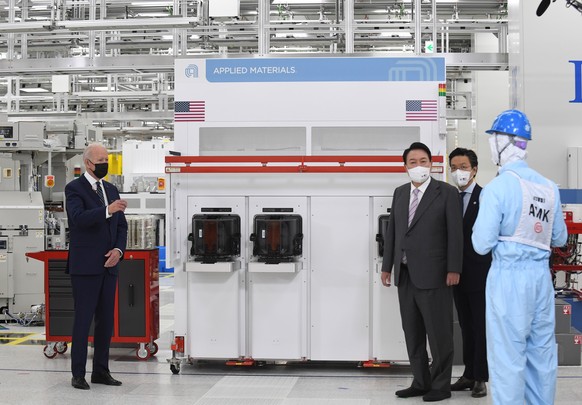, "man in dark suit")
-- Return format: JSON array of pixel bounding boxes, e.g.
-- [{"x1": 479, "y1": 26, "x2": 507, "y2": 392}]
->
[
  {"x1": 65, "y1": 143, "x2": 128, "y2": 390},
  {"x1": 448, "y1": 148, "x2": 492, "y2": 398},
  {"x1": 381, "y1": 142, "x2": 463, "y2": 402}
]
